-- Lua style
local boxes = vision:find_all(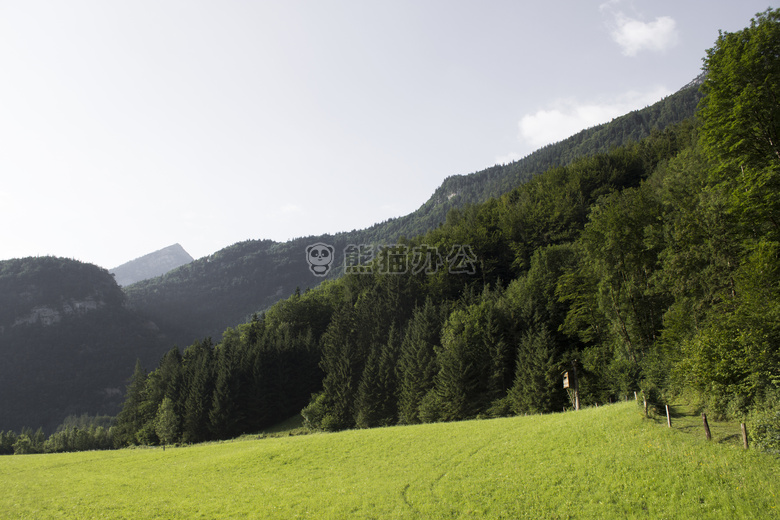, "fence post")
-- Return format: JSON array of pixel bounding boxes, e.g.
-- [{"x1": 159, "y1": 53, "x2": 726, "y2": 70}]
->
[
  {"x1": 741, "y1": 423, "x2": 749, "y2": 450},
  {"x1": 665, "y1": 405, "x2": 672, "y2": 428},
  {"x1": 702, "y1": 413, "x2": 712, "y2": 441}
]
